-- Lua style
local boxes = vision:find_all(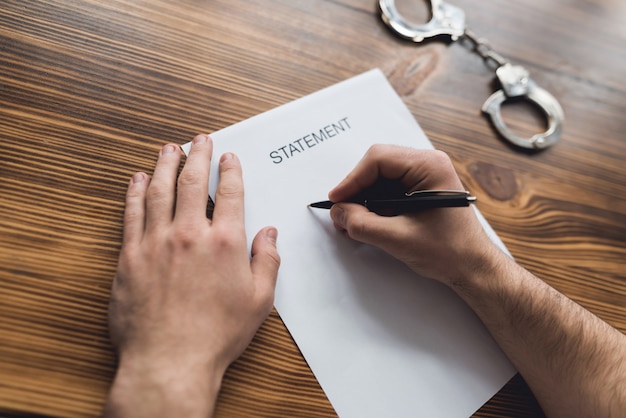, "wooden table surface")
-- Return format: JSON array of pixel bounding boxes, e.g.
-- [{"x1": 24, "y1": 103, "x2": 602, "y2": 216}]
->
[{"x1": 1, "y1": 0, "x2": 625, "y2": 416}]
